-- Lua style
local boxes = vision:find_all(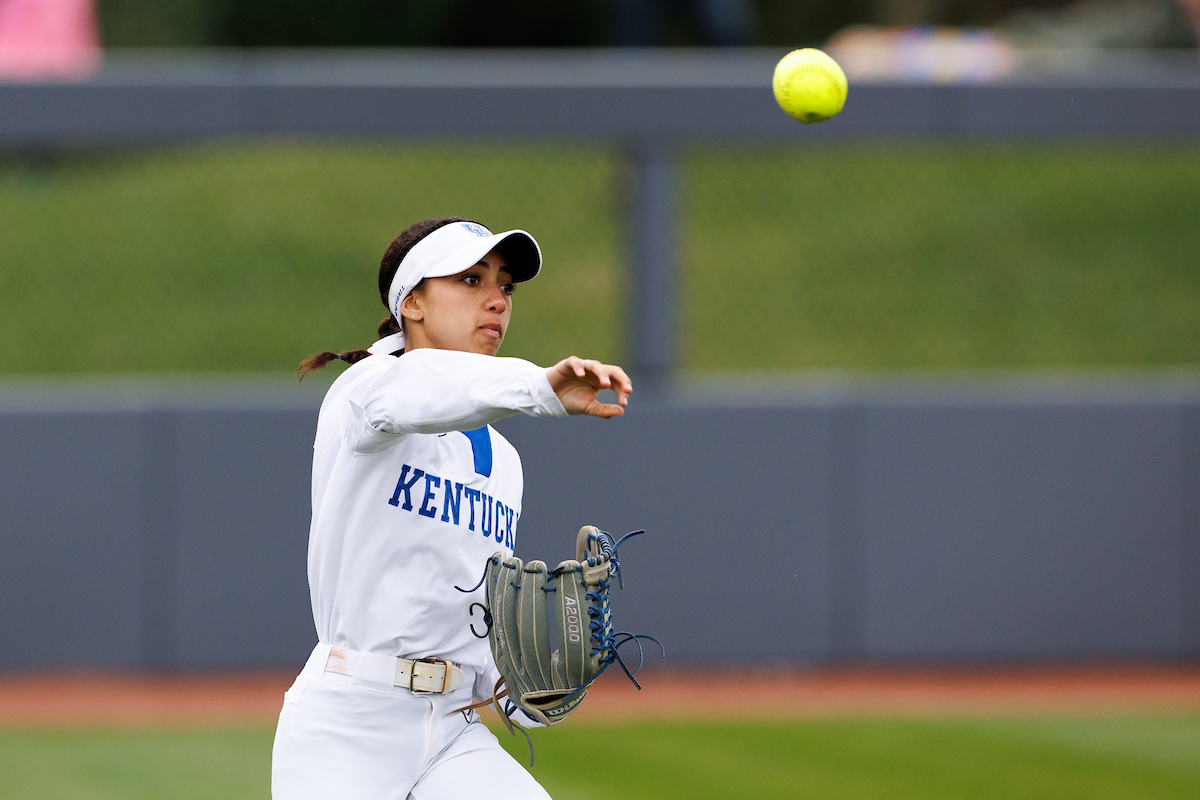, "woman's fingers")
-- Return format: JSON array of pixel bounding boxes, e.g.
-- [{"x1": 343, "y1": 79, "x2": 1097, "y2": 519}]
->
[
  {"x1": 563, "y1": 356, "x2": 584, "y2": 378},
  {"x1": 549, "y1": 356, "x2": 634, "y2": 417},
  {"x1": 608, "y1": 365, "x2": 632, "y2": 405},
  {"x1": 614, "y1": 366, "x2": 633, "y2": 394},
  {"x1": 585, "y1": 399, "x2": 625, "y2": 418},
  {"x1": 591, "y1": 364, "x2": 630, "y2": 406},
  {"x1": 579, "y1": 359, "x2": 603, "y2": 383}
]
